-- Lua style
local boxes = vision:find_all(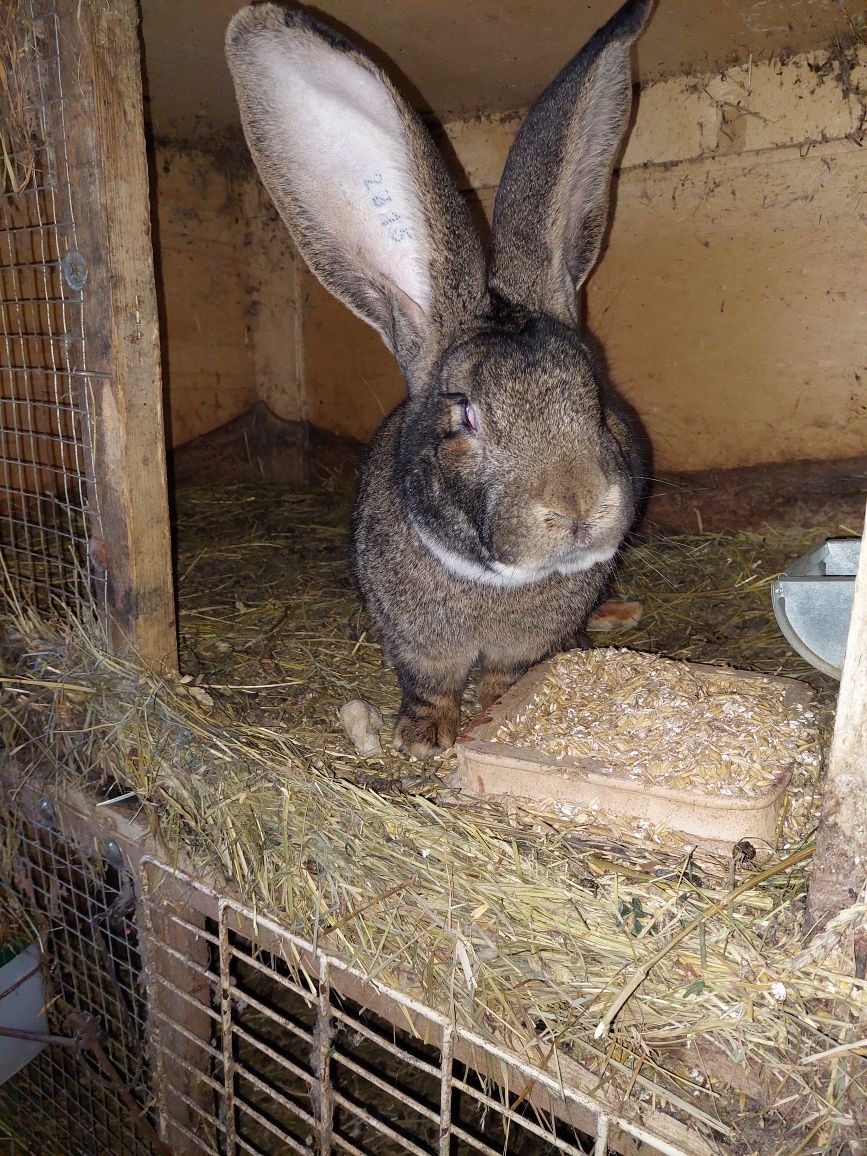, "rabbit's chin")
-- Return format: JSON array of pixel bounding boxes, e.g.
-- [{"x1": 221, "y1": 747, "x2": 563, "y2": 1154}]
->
[{"x1": 411, "y1": 517, "x2": 615, "y2": 589}]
